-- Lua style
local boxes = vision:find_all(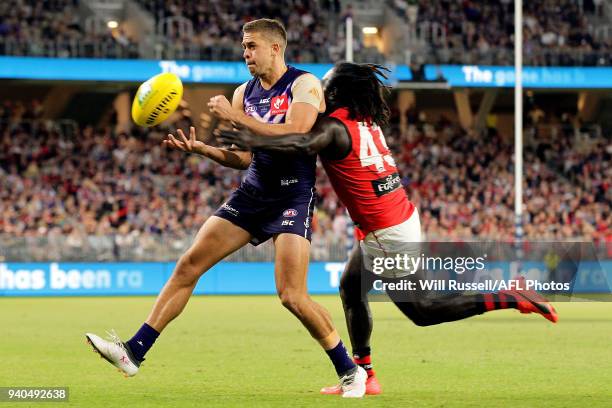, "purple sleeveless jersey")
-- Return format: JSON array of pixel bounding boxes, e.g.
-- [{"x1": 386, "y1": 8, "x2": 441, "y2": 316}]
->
[
  {"x1": 241, "y1": 66, "x2": 316, "y2": 197},
  {"x1": 213, "y1": 66, "x2": 318, "y2": 245}
]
